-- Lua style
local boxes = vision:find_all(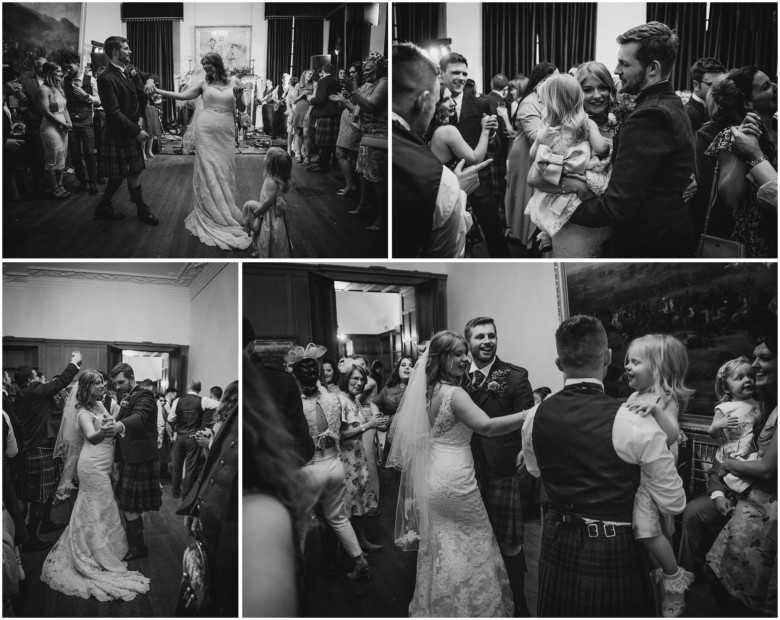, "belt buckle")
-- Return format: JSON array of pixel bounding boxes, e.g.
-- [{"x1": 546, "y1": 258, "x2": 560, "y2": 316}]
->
[
  {"x1": 587, "y1": 523, "x2": 599, "y2": 538},
  {"x1": 604, "y1": 524, "x2": 616, "y2": 538}
]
